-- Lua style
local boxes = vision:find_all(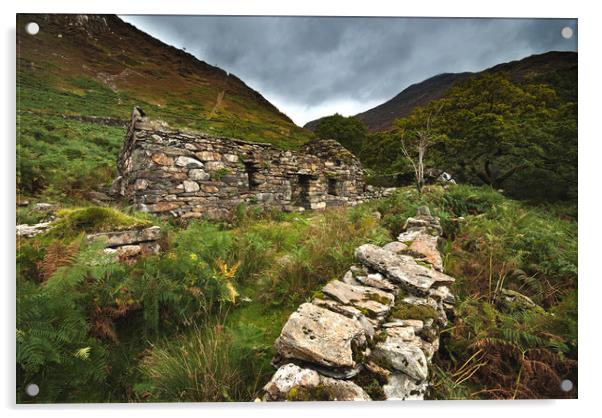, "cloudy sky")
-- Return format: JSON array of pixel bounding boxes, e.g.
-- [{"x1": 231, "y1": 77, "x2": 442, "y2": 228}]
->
[{"x1": 120, "y1": 16, "x2": 577, "y2": 126}]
